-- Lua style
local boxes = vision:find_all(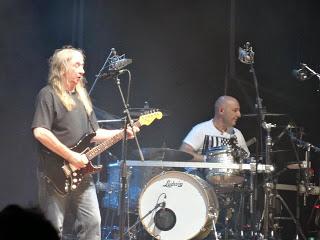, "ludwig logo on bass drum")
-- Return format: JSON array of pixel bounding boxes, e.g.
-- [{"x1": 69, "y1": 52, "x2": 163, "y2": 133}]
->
[{"x1": 163, "y1": 179, "x2": 183, "y2": 188}]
